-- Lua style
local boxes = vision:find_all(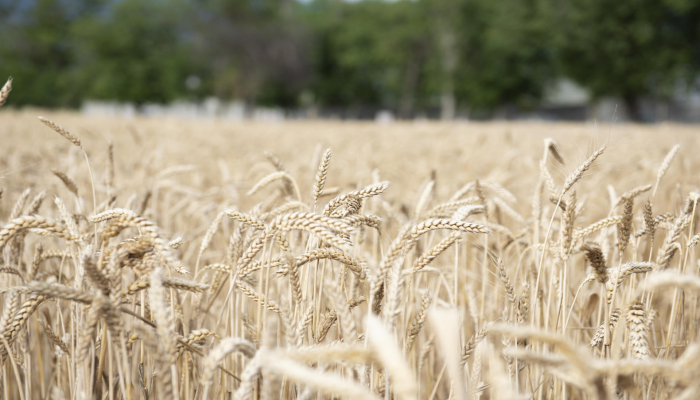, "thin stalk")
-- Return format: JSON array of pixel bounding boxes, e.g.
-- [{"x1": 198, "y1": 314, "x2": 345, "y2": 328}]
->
[
  {"x1": 533, "y1": 195, "x2": 563, "y2": 326},
  {"x1": 83, "y1": 151, "x2": 98, "y2": 247},
  {"x1": 663, "y1": 200, "x2": 697, "y2": 357},
  {"x1": 96, "y1": 323, "x2": 108, "y2": 395},
  {"x1": 2, "y1": 336, "x2": 26, "y2": 400}
]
